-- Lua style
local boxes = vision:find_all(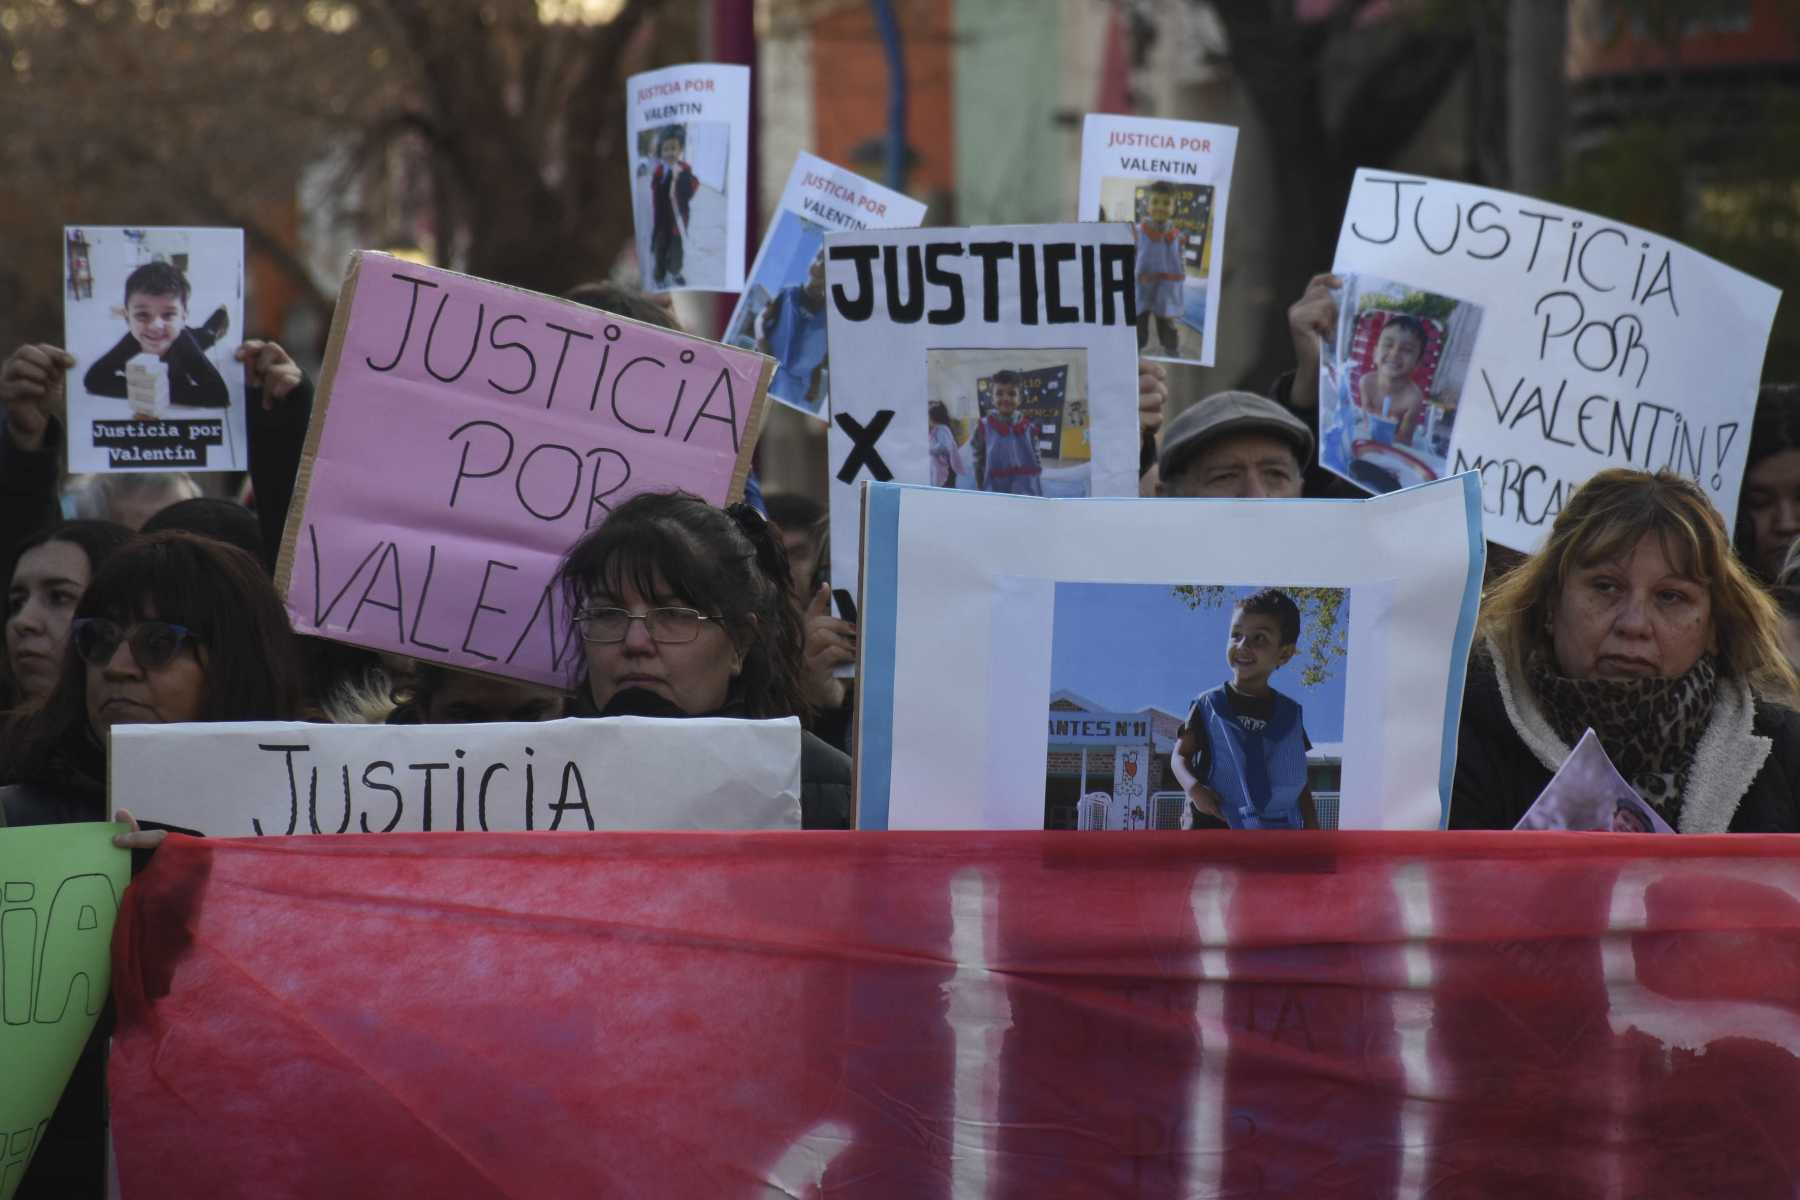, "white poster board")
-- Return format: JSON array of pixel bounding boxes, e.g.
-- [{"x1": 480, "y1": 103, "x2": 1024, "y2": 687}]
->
[
  {"x1": 1328, "y1": 170, "x2": 1782, "y2": 551},
  {"x1": 824, "y1": 222, "x2": 1142, "y2": 603},
  {"x1": 626, "y1": 63, "x2": 750, "y2": 294},
  {"x1": 61, "y1": 225, "x2": 246, "y2": 473},
  {"x1": 1077, "y1": 114, "x2": 1238, "y2": 367},
  {"x1": 723, "y1": 153, "x2": 928, "y2": 418},
  {"x1": 109, "y1": 716, "x2": 803, "y2": 835},
  {"x1": 853, "y1": 475, "x2": 1485, "y2": 831}
]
